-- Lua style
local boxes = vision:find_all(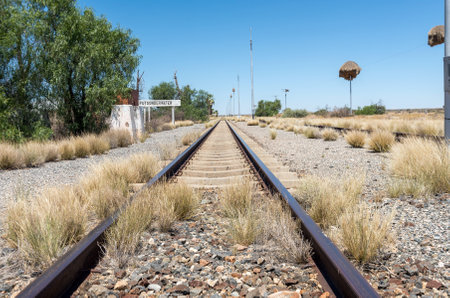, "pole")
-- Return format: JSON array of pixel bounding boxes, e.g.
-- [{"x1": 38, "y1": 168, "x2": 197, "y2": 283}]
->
[
  {"x1": 445, "y1": 0, "x2": 450, "y2": 140},
  {"x1": 250, "y1": 27, "x2": 255, "y2": 119},
  {"x1": 232, "y1": 89, "x2": 235, "y2": 116},
  {"x1": 349, "y1": 80, "x2": 353, "y2": 116},
  {"x1": 284, "y1": 92, "x2": 287, "y2": 110},
  {"x1": 172, "y1": 107, "x2": 175, "y2": 125},
  {"x1": 237, "y1": 75, "x2": 241, "y2": 118}
]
